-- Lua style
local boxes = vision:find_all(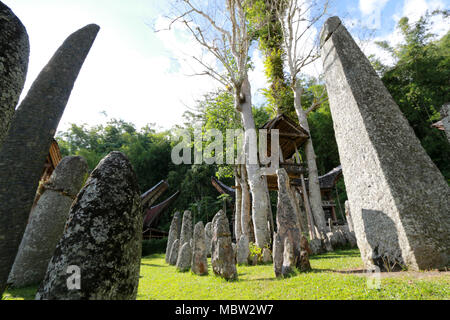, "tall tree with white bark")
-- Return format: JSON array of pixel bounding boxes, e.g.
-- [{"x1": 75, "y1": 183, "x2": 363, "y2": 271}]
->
[
  {"x1": 272, "y1": 0, "x2": 332, "y2": 249},
  {"x1": 166, "y1": 0, "x2": 272, "y2": 248}
]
